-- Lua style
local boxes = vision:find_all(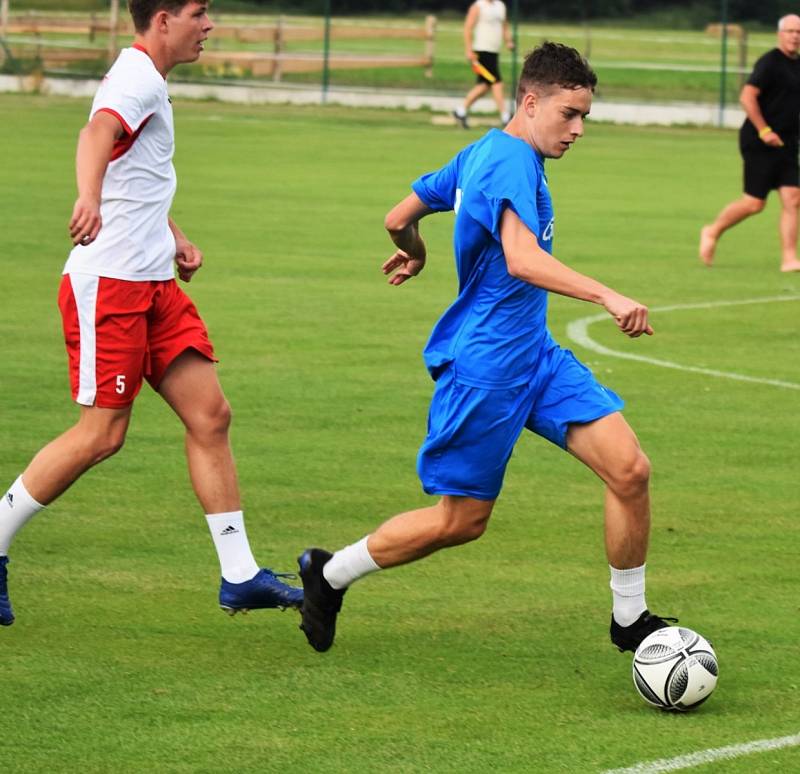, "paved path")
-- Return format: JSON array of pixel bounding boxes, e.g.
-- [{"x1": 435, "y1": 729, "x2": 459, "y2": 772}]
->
[{"x1": 0, "y1": 73, "x2": 745, "y2": 128}]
